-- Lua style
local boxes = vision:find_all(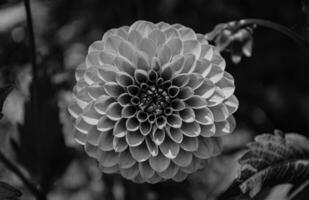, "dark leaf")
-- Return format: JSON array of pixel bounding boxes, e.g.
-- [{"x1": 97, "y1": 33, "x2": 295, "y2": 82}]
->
[
  {"x1": 0, "y1": 85, "x2": 14, "y2": 120},
  {"x1": 0, "y1": 181, "x2": 22, "y2": 200},
  {"x1": 12, "y1": 68, "x2": 74, "y2": 194},
  {"x1": 221, "y1": 130, "x2": 309, "y2": 199}
]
